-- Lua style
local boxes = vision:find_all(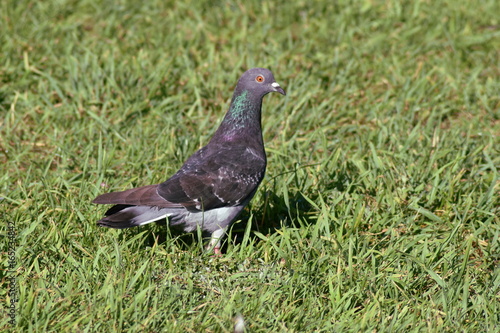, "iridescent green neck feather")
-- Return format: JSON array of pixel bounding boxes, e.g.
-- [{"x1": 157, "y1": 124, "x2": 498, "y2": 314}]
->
[
  {"x1": 229, "y1": 90, "x2": 249, "y2": 120},
  {"x1": 211, "y1": 89, "x2": 263, "y2": 142}
]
